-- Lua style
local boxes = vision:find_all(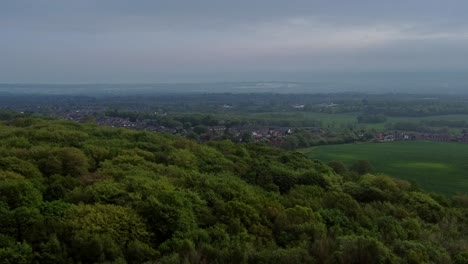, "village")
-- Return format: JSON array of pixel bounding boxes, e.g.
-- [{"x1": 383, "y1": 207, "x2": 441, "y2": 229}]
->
[
  {"x1": 375, "y1": 131, "x2": 468, "y2": 143},
  {"x1": 50, "y1": 108, "x2": 468, "y2": 147},
  {"x1": 51, "y1": 109, "x2": 294, "y2": 145}
]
